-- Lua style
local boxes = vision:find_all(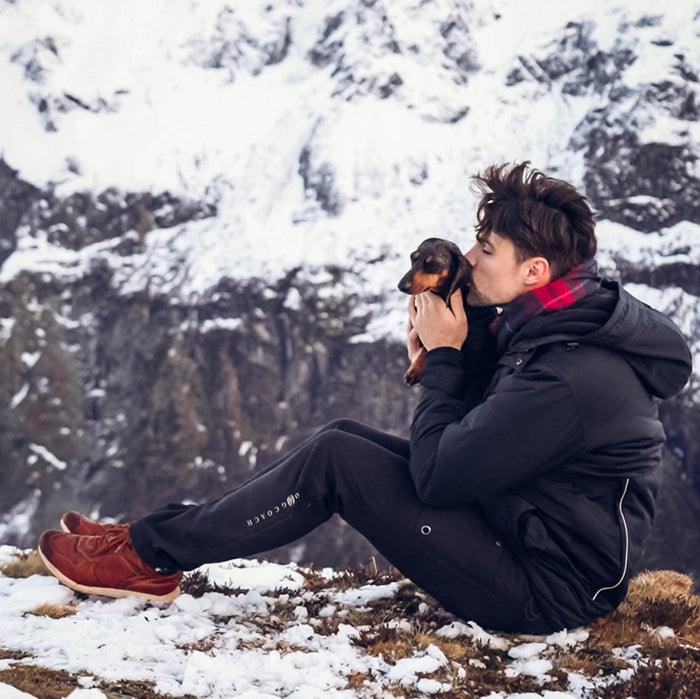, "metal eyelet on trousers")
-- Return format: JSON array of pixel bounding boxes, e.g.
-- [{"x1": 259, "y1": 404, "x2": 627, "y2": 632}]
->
[{"x1": 420, "y1": 525, "x2": 432, "y2": 535}]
